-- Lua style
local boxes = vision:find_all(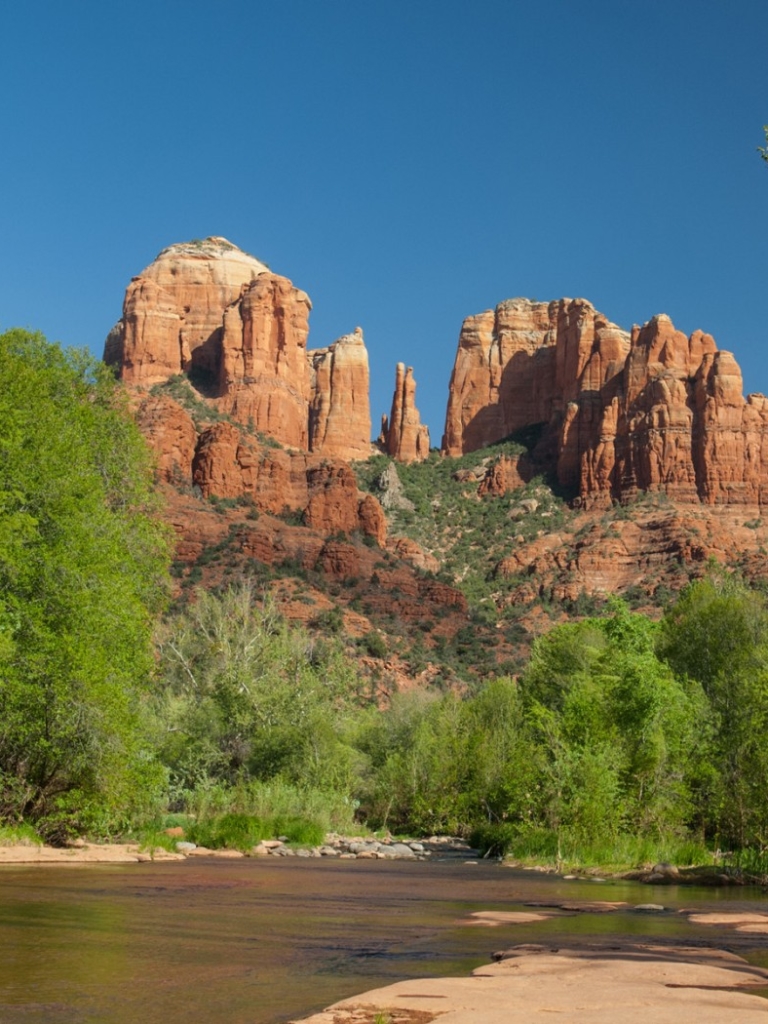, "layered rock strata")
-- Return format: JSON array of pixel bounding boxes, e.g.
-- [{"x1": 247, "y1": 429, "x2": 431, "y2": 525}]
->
[
  {"x1": 106, "y1": 238, "x2": 371, "y2": 460},
  {"x1": 218, "y1": 272, "x2": 312, "y2": 449},
  {"x1": 380, "y1": 363, "x2": 430, "y2": 462},
  {"x1": 190, "y1": 422, "x2": 386, "y2": 545},
  {"x1": 443, "y1": 298, "x2": 768, "y2": 508},
  {"x1": 104, "y1": 238, "x2": 271, "y2": 386}
]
